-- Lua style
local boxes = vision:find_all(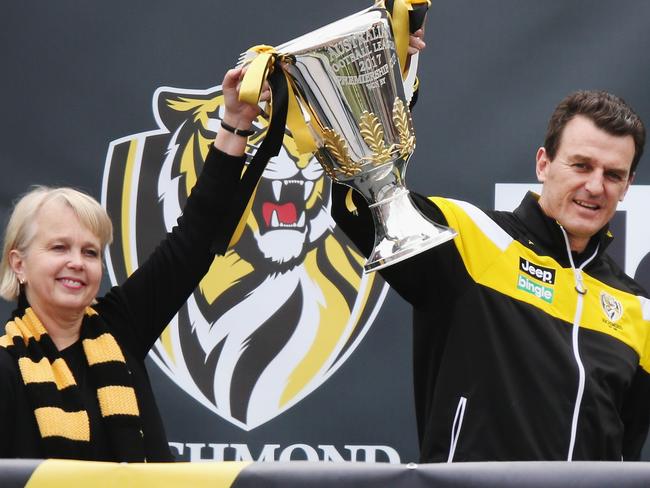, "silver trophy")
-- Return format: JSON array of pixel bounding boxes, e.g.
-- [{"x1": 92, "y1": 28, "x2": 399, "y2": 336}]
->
[{"x1": 268, "y1": 3, "x2": 456, "y2": 272}]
